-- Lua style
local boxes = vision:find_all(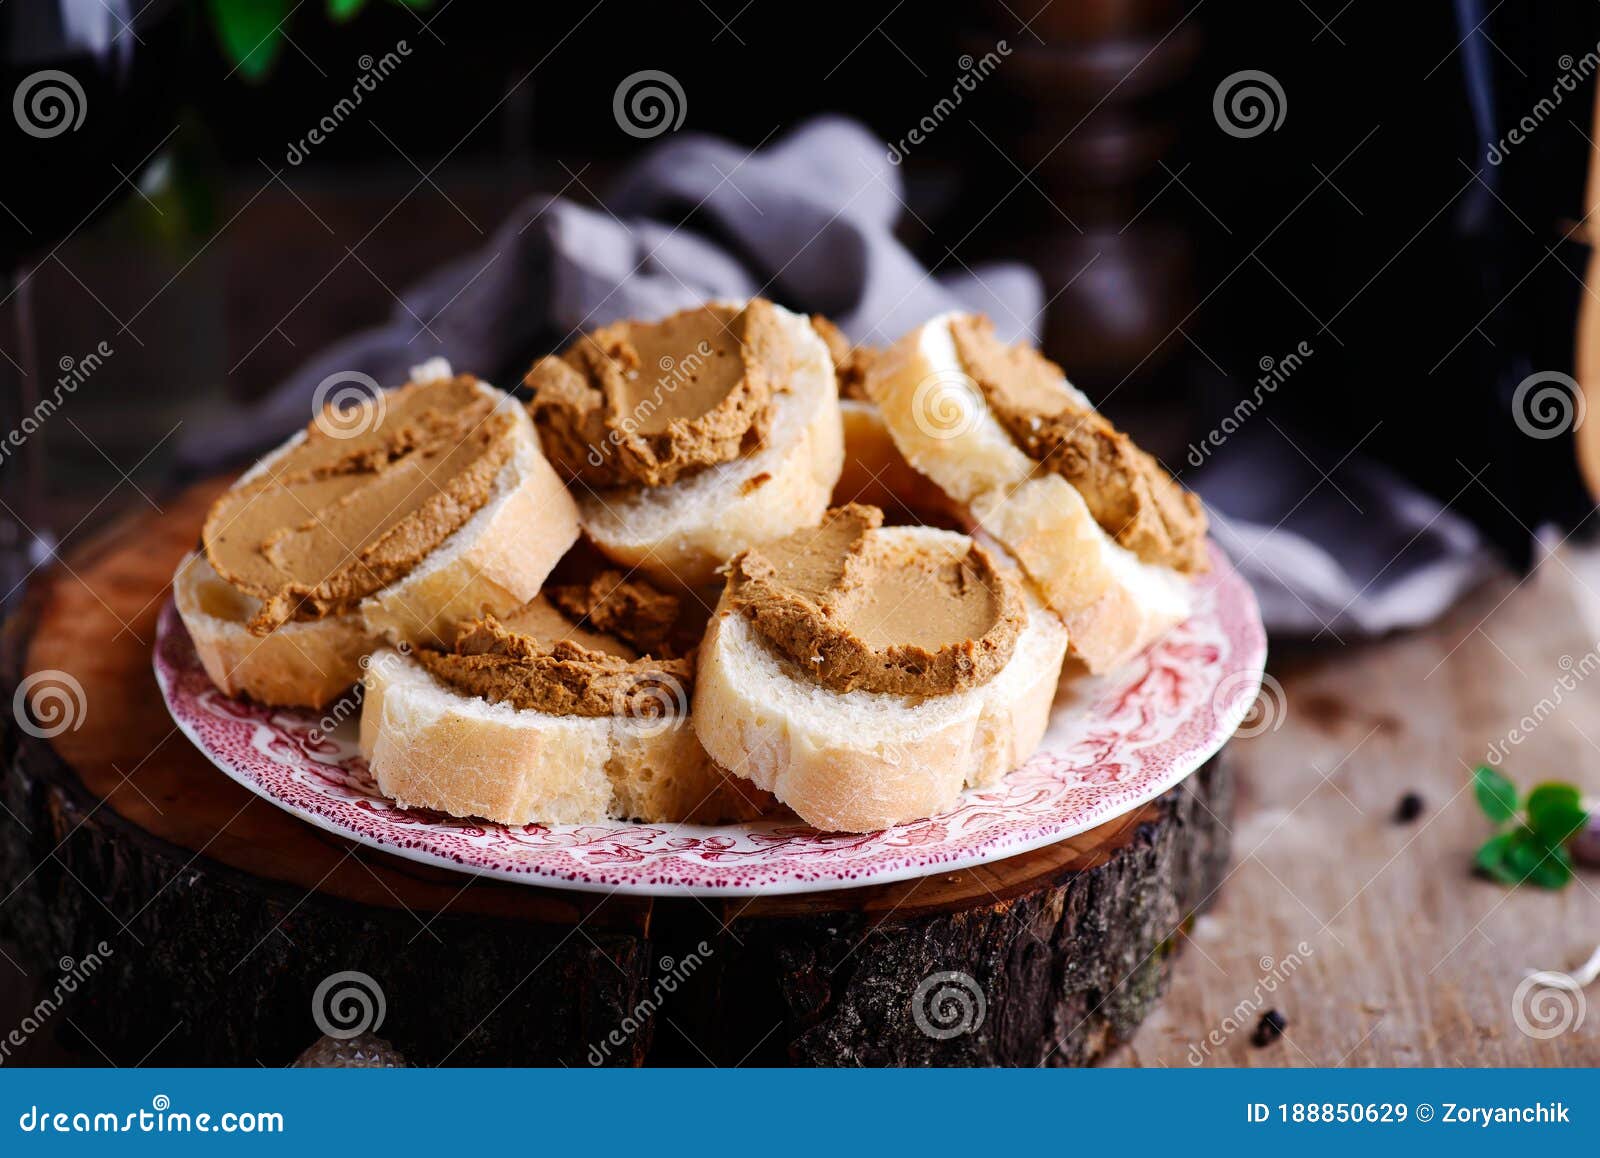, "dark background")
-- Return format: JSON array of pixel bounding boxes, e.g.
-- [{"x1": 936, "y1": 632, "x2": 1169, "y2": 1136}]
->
[
  {"x1": 4, "y1": 0, "x2": 1599, "y2": 559},
  {"x1": 7, "y1": 0, "x2": 1600, "y2": 1066}
]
